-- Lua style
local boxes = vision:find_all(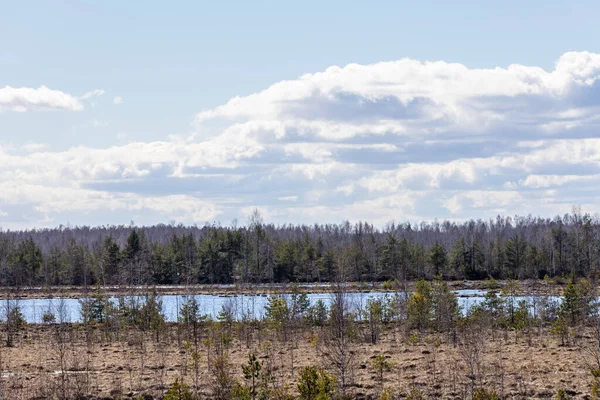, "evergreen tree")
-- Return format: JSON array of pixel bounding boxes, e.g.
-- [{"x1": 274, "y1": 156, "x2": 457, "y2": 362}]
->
[
  {"x1": 450, "y1": 237, "x2": 470, "y2": 279},
  {"x1": 101, "y1": 236, "x2": 120, "y2": 284},
  {"x1": 429, "y1": 241, "x2": 447, "y2": 277},
  {"x1": 380, "y1": 234, "x2": 400, "y2": 280},
  {"x1": 505, "y1": 235, "x2": 528, "y2": 279},
  {"x1": 11, "y1": 236, "x2": 43, "y2": 286}
]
